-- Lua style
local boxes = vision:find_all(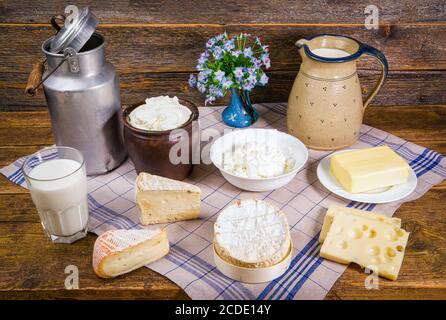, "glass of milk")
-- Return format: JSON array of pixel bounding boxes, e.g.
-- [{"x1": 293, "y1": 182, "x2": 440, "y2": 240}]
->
[{"x1": 22, "y1": 146, "x2": 89, "y2": 244}]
